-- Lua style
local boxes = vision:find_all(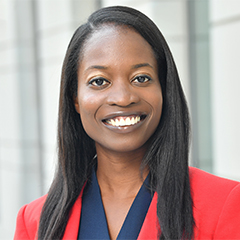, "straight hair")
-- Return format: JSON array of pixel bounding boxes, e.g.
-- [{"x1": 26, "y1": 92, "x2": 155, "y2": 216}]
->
[{"x1": 38, "y1": 6, "x2": 194, "y2": 240}]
